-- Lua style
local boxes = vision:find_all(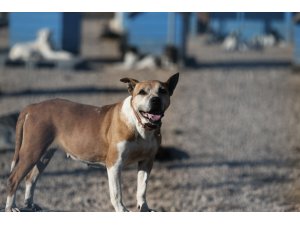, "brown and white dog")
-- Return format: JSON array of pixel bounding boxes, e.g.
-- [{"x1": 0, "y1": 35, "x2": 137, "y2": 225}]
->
[{"x1": 5, "y1": 73, "x2": 179, "y2": 212}]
